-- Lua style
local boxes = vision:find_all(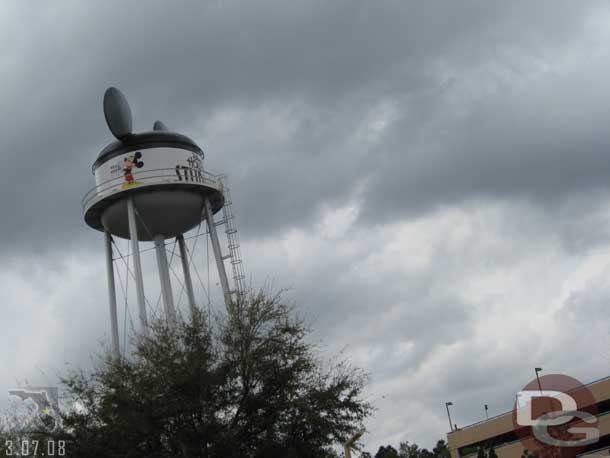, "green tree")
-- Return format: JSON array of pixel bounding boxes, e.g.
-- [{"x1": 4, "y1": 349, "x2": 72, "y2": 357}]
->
[
  {"x1": 477, "y1": 446, "x2": 487, "y2": 458},
  {"x1": 57, "y1": 292, "x2": 372, "y2": 457},
  {"x1": 391, "y1": 439, "x2": 448, "y2": 458},
  {"x1": 399, "y1": 441, "x2": 422, "y2": 458},
  {"x1": 433, "y1": 440, "x2": 451, "y2": 458},
  {"x1": 375, "y1": 444, "x2": 400, "y2": 458}
]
